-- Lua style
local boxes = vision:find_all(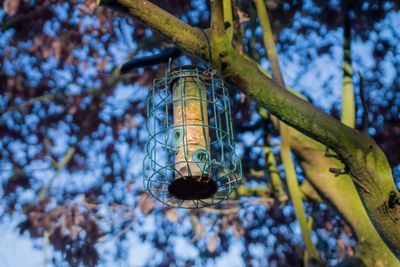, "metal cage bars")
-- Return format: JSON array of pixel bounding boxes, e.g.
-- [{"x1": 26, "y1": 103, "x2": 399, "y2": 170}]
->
[{"x1": 144, "y1": 66, "x2": 242, "y2": 208}]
